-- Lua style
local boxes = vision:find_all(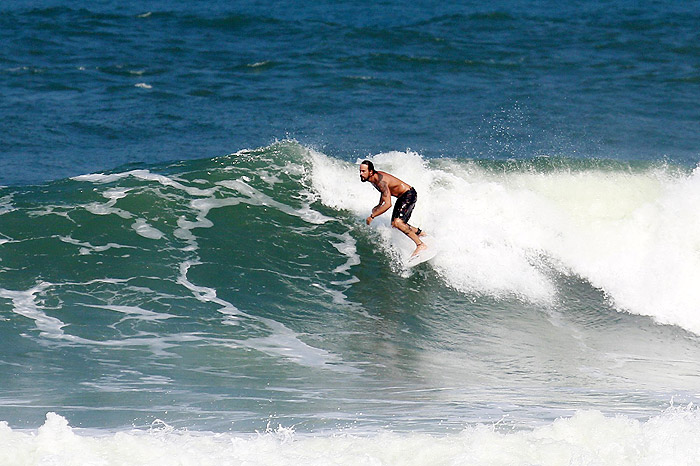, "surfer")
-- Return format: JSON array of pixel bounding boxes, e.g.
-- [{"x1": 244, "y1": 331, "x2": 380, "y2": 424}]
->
[{"x1": 359, "y1": 160, "x2": 427, "y2": 256}]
